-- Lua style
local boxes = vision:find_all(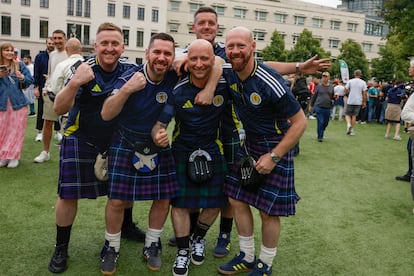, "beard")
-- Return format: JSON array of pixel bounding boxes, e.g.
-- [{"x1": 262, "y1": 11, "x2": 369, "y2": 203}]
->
[{"x1": 228, "y1": 52, "x2": 251, "y2": 72}]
